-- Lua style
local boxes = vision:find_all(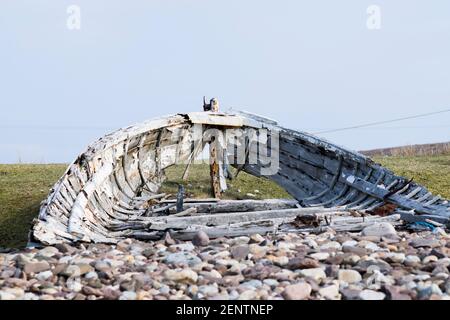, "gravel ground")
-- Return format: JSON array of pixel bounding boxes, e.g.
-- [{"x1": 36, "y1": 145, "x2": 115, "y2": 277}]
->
[{"x1": 1, "y1": 226, "x2": 450, "y2": 300}]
